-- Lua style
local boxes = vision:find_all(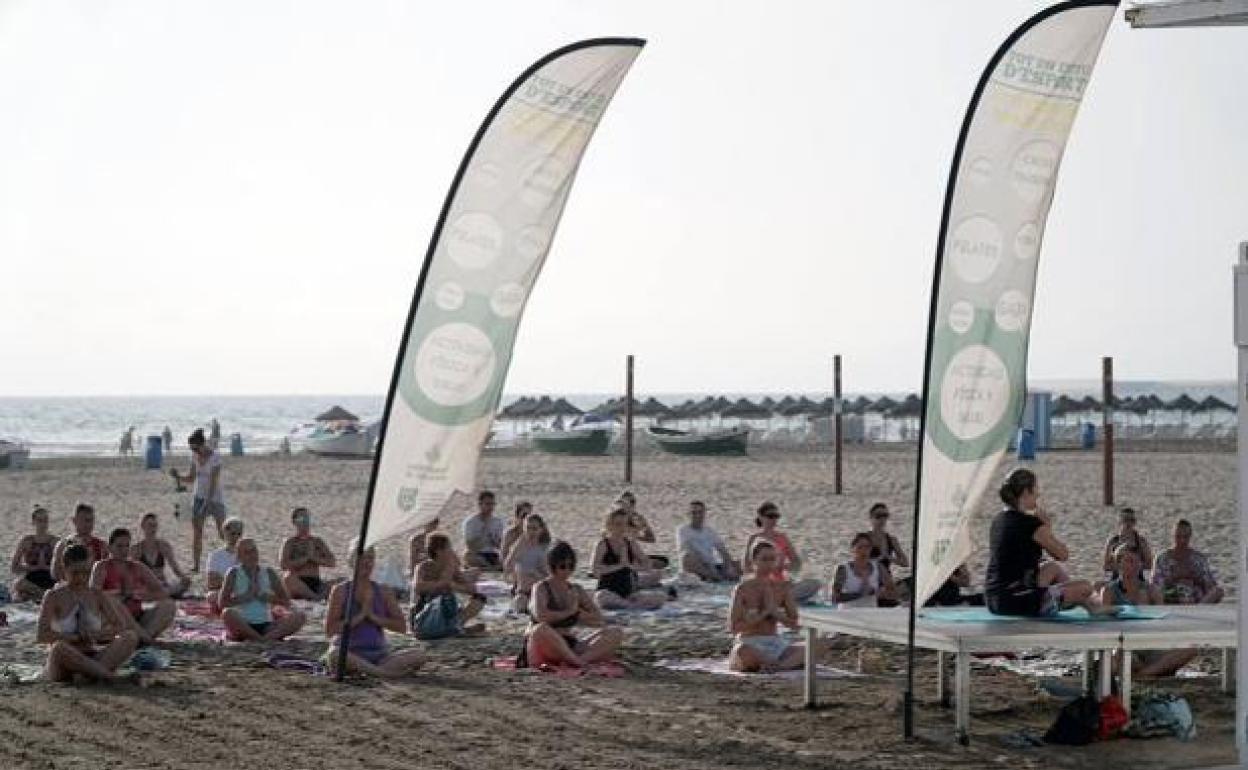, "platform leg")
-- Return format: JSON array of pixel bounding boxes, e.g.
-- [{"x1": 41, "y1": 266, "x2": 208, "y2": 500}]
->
[
  {"x1": 937, "y1": 651, "x2": 950, "y2": 708},
  {"x1": 1121, "y1": 647, "x2": 1133, "y2": 717},
  {"x1": 1098, "y1": 650, "x2": 1113, "y2": 697},
  {"x1": 955, "y1": 649, "x2": 970, "y2": 744},
  {"x1": 1081, "y1": 651, "x2": 1094, "y2": 693},
  {"x1": 803, "y1": 627, "x2": 817, "y2": 708},
  {"x1": 1222, "y1": 648, "x2": 1232, "y2": 694}
]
